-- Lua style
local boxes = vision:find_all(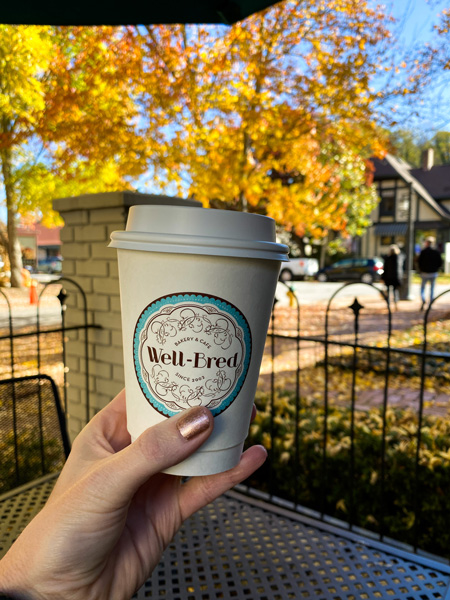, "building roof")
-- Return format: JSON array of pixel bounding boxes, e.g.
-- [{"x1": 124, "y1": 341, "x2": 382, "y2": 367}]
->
[
  {"x1": 371, "y1": 156, "x2": 413, "y2": 179},
  {"x1": 410, "y1": 164, "x2": 450, "y2": 201},
  {"x1": 372, "y1": 154, "x2": 450, "y2": 222}
]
